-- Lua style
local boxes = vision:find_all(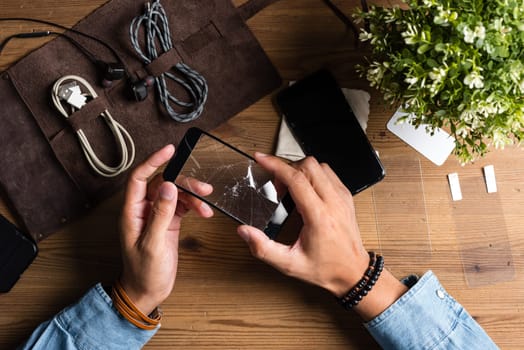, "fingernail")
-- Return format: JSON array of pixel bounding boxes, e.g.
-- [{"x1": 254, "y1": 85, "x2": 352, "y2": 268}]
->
[
  {"x1": 162, "y1": 144, "x2": 175, "y2": 158},
  {"x1": 237, "y1": 226, "x2": 251, "y2": 243},
  {"x1": 254, "y1": 152, "x2": 270, "y2": 161},
  {"x1": 200, "y1": 182, "x2": 213, "y2": 193},
  {"x1": 159, "y1": 183, "x2": 176, "y2": 200},
  {"x1": 200, "y1": 202, "x2": 212, "y2": 215}
]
